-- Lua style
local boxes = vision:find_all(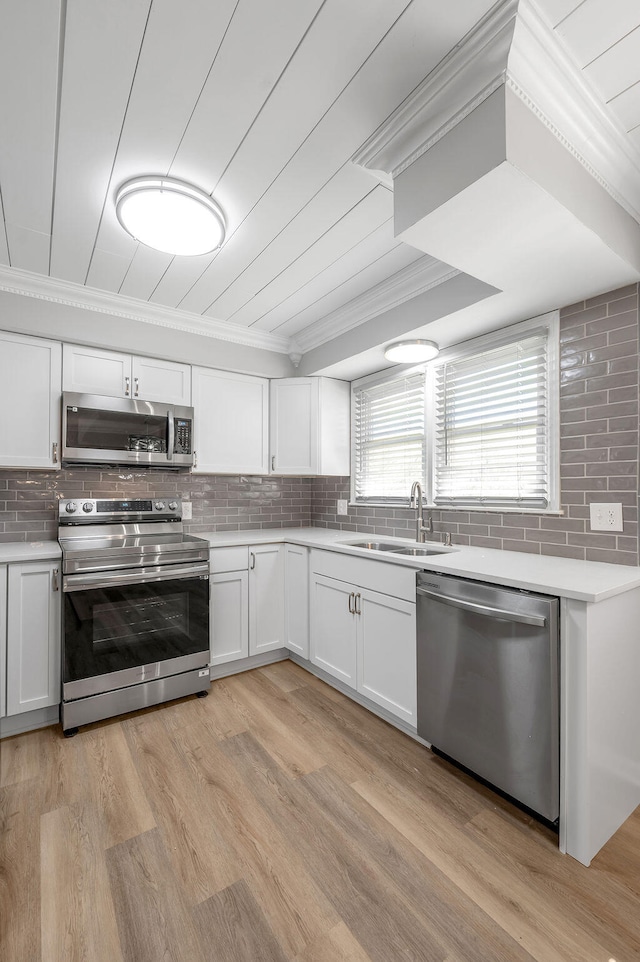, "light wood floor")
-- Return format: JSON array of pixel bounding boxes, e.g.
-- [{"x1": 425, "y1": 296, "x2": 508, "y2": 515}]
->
[{"x1": 2, "y1": 661, "x2": 640, "y2": 962}]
